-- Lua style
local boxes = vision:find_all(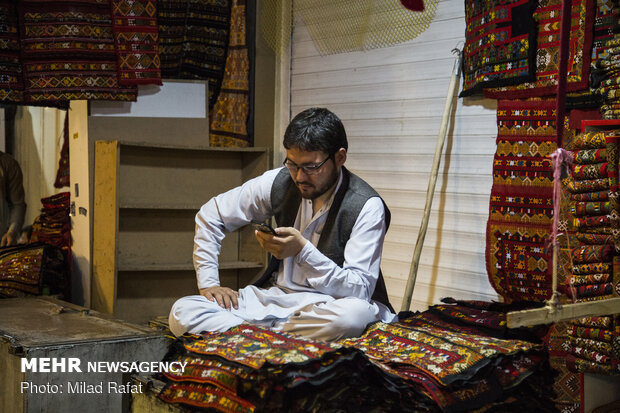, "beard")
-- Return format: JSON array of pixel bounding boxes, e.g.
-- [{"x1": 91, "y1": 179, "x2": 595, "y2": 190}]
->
[{"x1": 295, "y1": 167, "x2": 339, "y2": 200}]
